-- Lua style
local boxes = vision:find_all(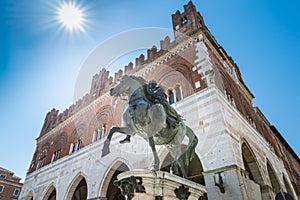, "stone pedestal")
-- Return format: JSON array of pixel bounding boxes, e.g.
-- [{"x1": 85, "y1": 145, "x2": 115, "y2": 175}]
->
[{"x1": 114, "y1": 169, "x2": 206, "y2": 200}]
